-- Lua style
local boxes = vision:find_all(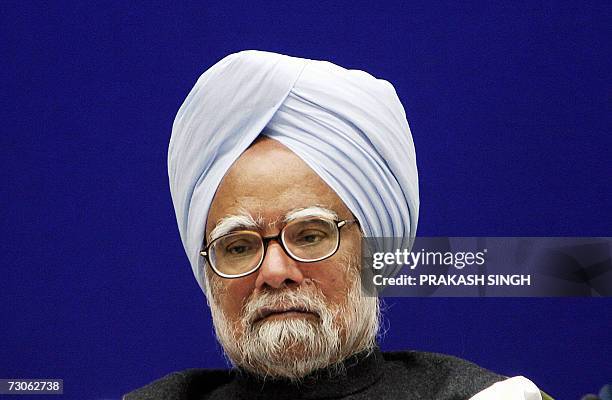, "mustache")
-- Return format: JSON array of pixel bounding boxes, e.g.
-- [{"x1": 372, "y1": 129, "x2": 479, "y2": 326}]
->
[{"x1": 242, "y1": 286, "x2": 328, "y2": 326}]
